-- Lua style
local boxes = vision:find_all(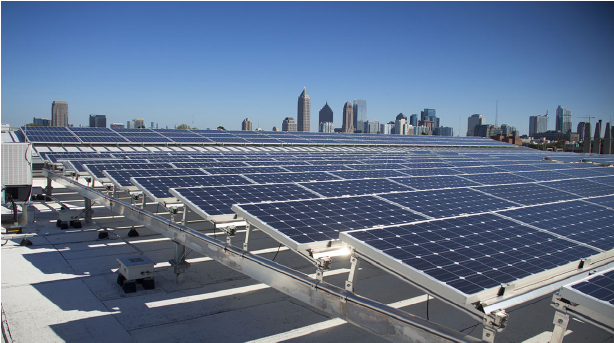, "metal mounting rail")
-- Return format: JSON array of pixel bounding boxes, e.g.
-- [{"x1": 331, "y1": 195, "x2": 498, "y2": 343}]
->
[{"x1": 43, "y1": 169, "x2": 480, "y2": 343}]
